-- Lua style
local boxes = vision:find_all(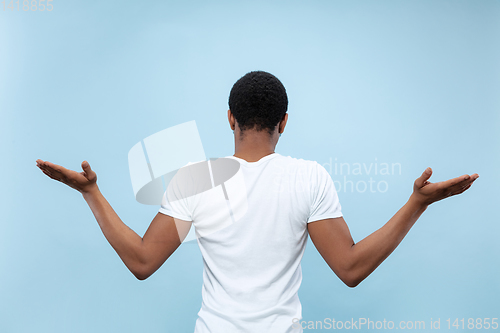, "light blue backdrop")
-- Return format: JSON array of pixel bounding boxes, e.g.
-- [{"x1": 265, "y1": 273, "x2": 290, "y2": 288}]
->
[{"x1": 1, "y1": 0, "x2": 498, "y2": 332}]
